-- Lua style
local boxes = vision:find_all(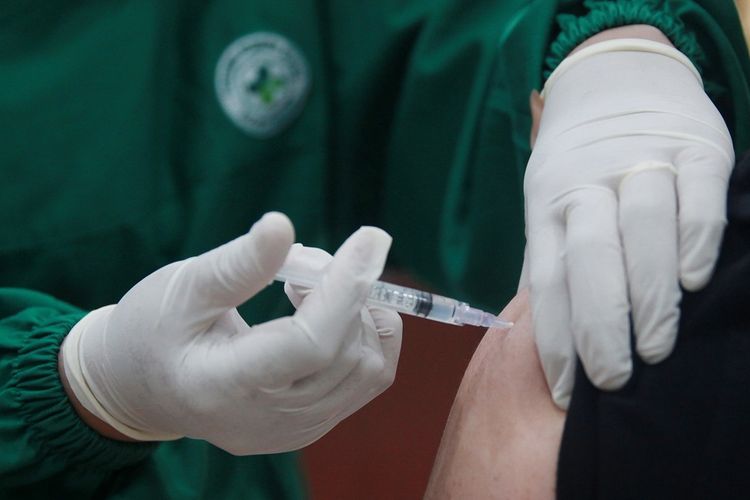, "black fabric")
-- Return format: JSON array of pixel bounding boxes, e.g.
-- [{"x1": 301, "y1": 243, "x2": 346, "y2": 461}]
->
[{"x1": 557, "y1": 151, "x2": 750, "y2": 500}]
